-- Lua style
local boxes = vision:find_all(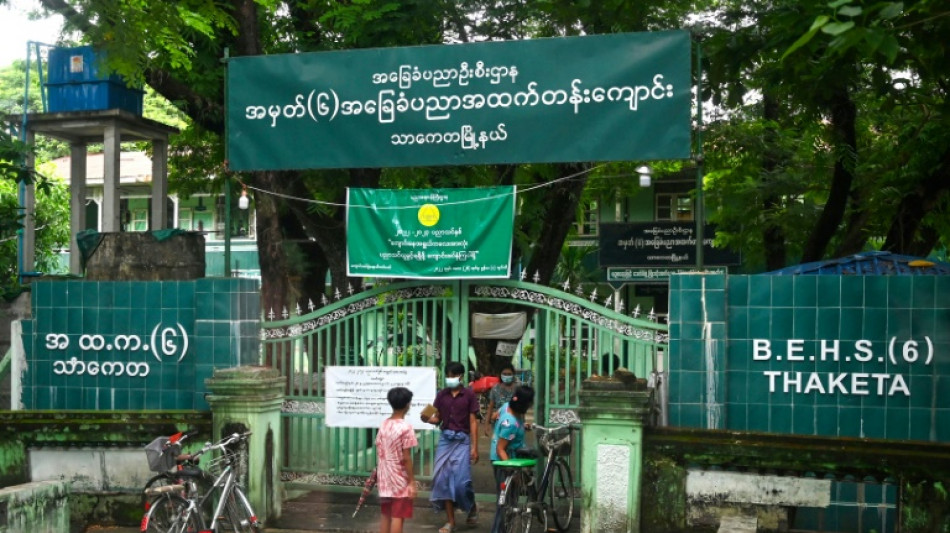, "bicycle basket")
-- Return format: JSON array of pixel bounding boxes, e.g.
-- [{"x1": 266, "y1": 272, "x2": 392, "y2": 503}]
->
[
  {"x1": 537, "y1": 426, "x2": 572, "y2": 456},
  {"x1": 145, "y1": 437, "x2": 181, "y2": 473}
]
